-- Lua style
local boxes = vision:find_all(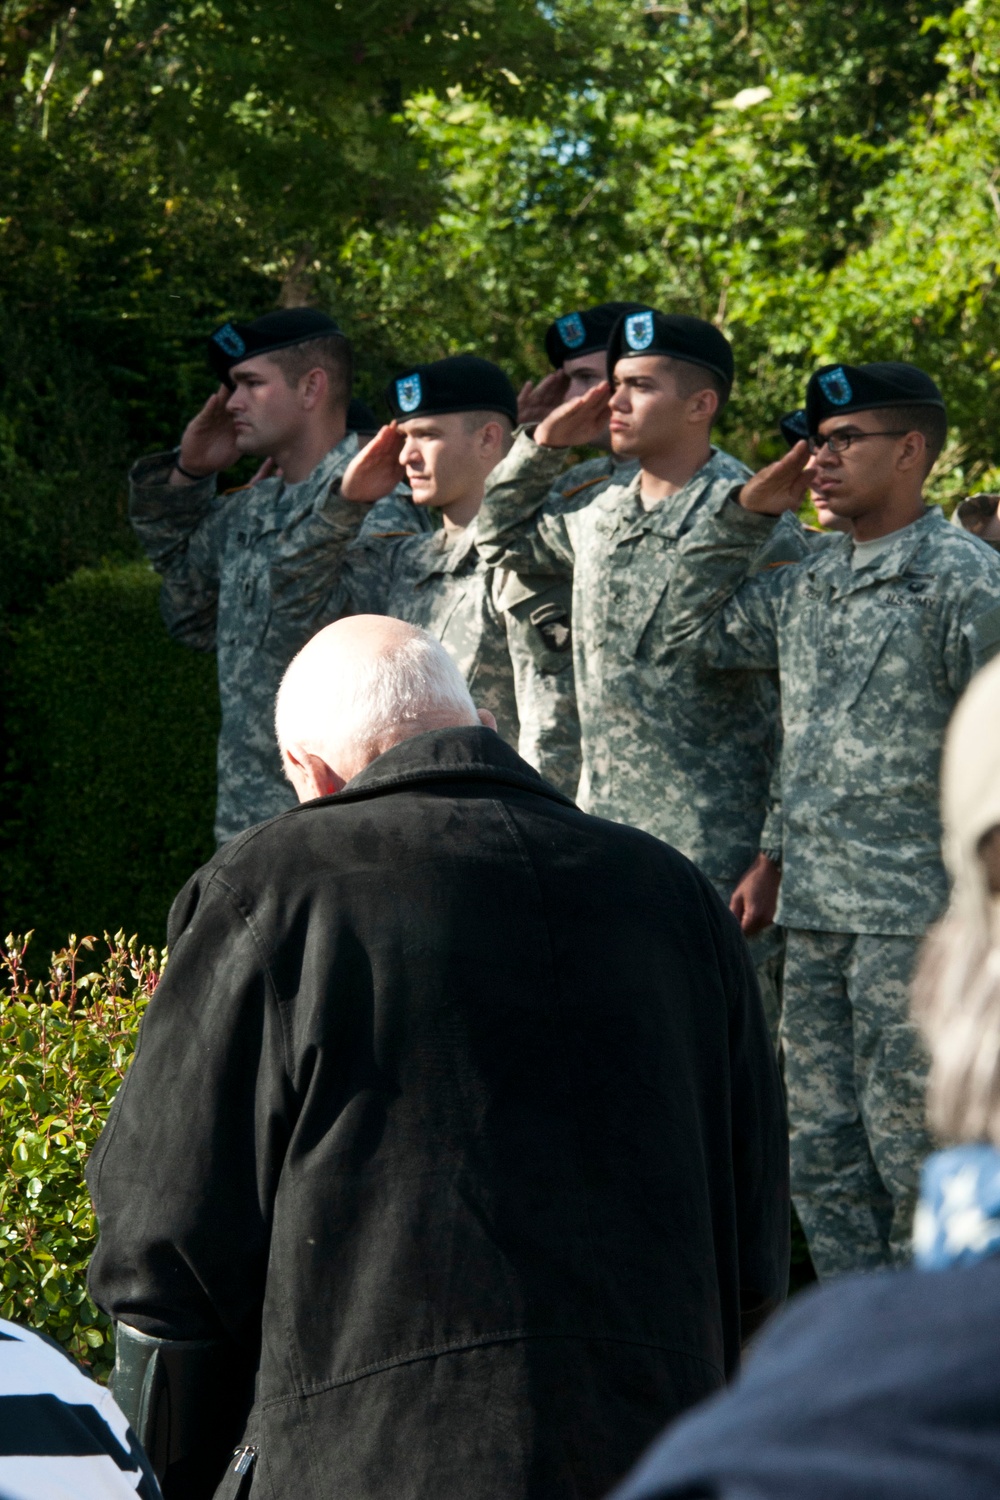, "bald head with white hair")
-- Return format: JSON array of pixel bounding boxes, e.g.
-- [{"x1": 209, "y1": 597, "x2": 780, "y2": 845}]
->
[{"x1": 275, "y1": 615, "x2": 497, "y2": 802}]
